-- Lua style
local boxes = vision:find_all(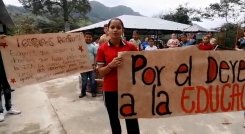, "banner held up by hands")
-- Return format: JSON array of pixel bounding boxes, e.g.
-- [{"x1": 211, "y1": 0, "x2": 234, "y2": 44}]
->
[
  {"x1": 0, "y1": 33, "x2": 92, "y2": 87},
  {"x1": 118, "y1": 47, "x2": 245, "y2": 119}
]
